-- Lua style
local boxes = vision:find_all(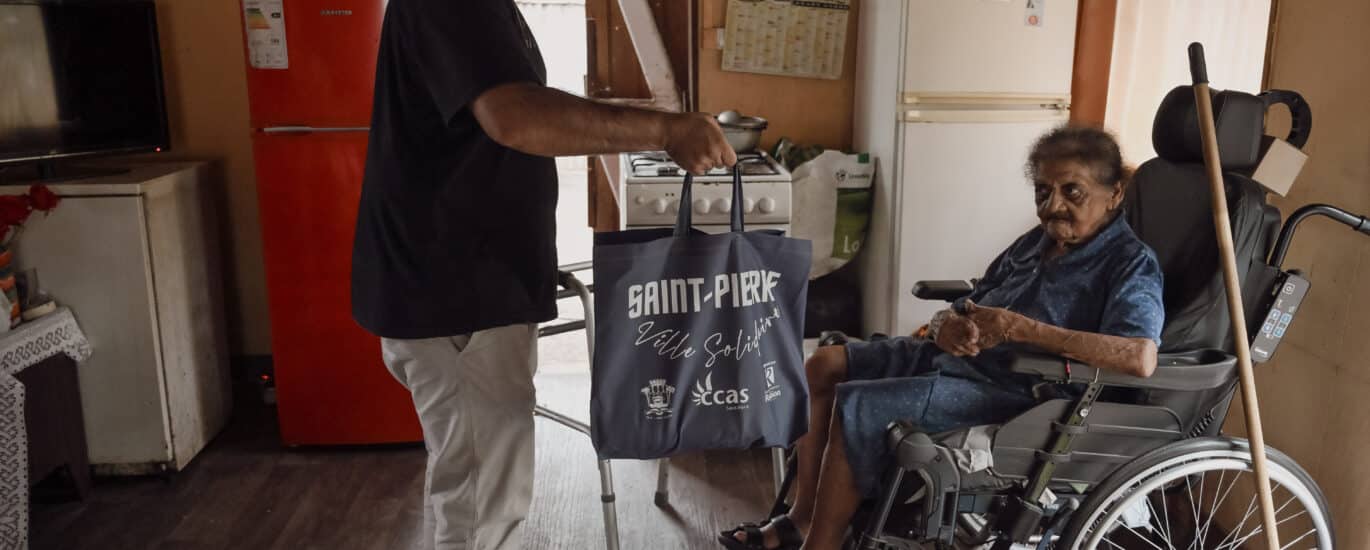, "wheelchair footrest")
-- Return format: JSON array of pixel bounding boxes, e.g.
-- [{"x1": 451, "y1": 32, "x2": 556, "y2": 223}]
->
[{"x1": 880, "y1": 422, "x2": 965, "y2": 547}]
